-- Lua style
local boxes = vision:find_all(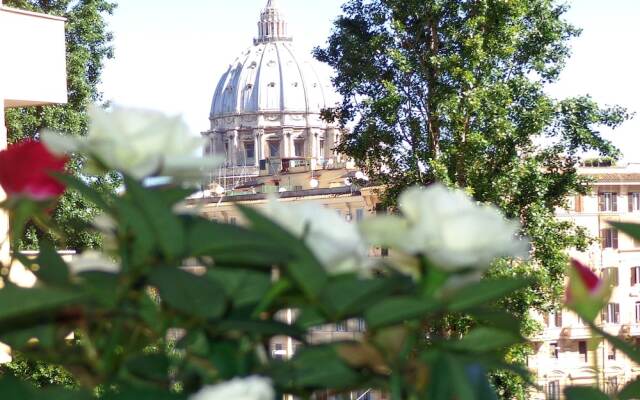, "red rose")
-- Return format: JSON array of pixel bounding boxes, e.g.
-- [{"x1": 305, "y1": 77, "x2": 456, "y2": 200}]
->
[{"x1": 0, "y1": 140, "x2": 68, "y2": 200}]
